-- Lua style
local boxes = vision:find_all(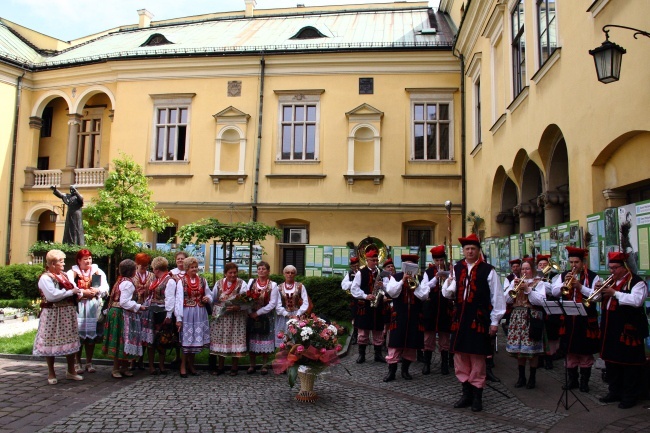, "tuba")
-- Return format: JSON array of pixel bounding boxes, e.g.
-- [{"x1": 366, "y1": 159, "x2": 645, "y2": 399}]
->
[{"x1": 356, "y1": 237, "x2": 388, "y2": 267}]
